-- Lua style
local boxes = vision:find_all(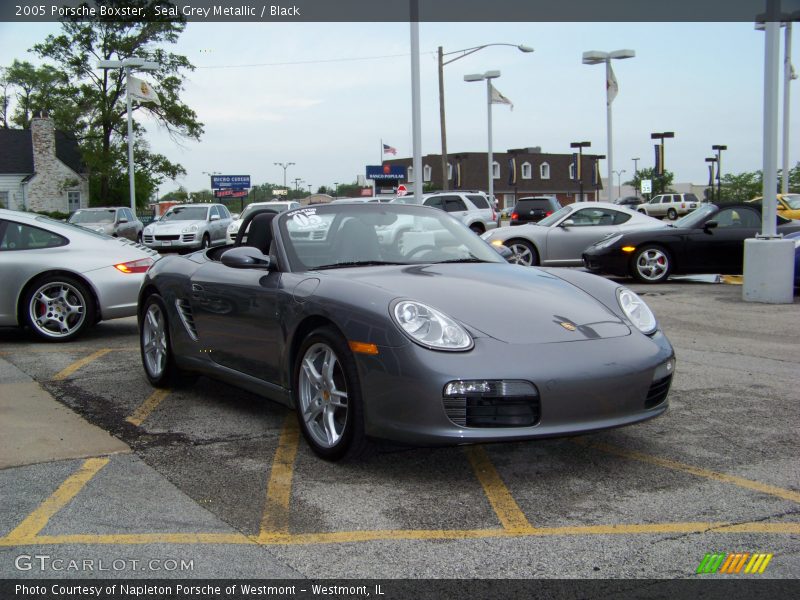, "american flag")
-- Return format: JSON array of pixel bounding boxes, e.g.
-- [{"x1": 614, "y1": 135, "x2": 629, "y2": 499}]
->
[{"x1": 383, "y1": 143, "x2": 397, "y2": 155}]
